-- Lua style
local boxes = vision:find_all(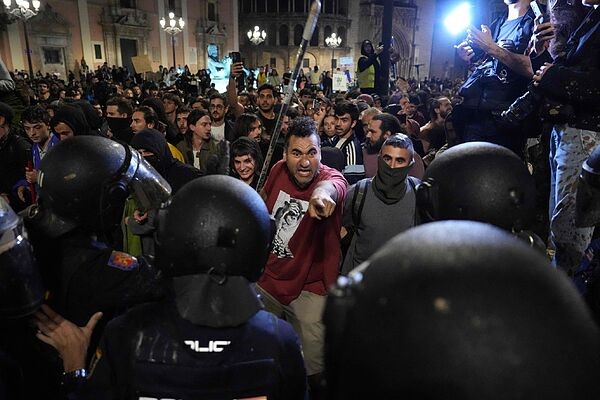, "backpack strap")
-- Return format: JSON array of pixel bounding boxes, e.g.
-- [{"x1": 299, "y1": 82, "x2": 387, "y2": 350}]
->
[
  {"x1": 407, "y1": 176, "x2": 418, "y2": 226},
  {"x1": 351, "y1": 179, "x2": 371, "y2": 228}
]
